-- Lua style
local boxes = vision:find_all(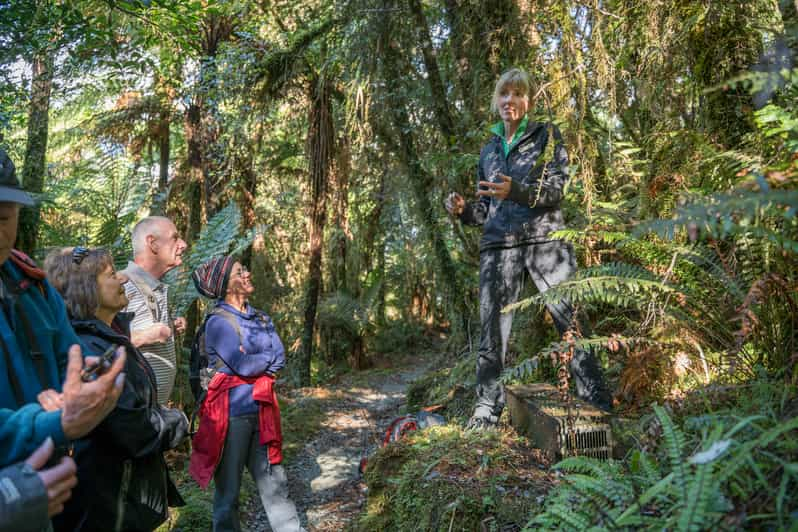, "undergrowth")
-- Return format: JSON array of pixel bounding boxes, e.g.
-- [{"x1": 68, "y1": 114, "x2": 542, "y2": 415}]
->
[
  {"x1": 405, "y1": 351, "x2": 474, "y2": 422},
  {"x1": 357, "y1": 425, "x2": 552, "y2": 532},
  {"x1": 531, "y1": 380, "x2": 798, "y2": 530}
]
